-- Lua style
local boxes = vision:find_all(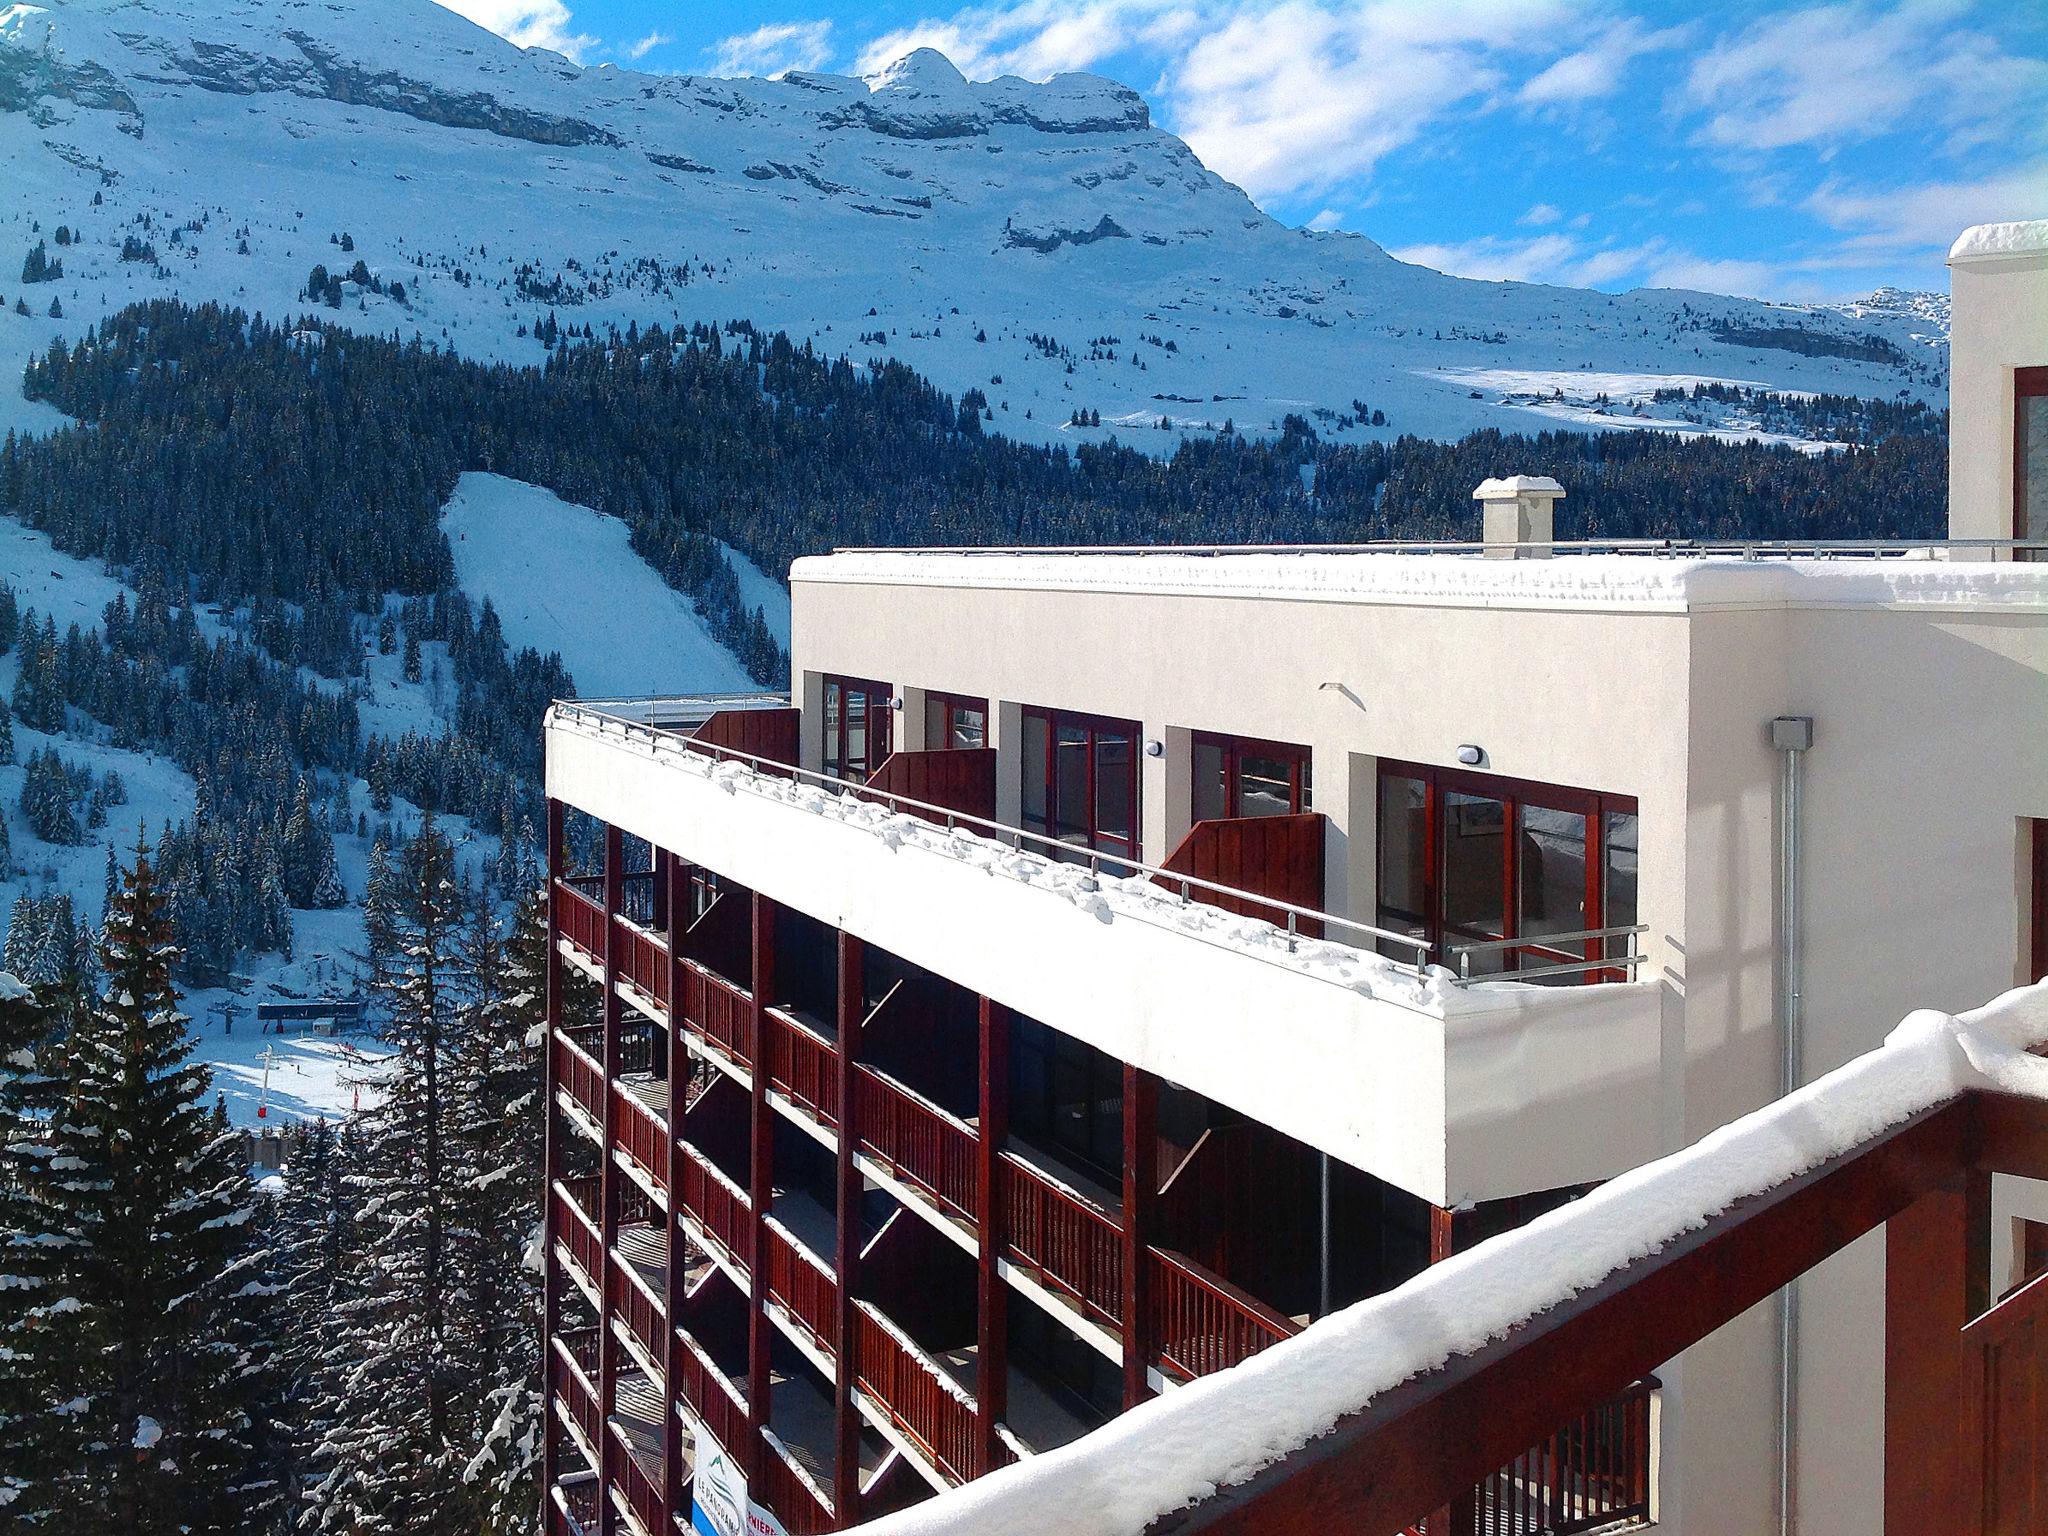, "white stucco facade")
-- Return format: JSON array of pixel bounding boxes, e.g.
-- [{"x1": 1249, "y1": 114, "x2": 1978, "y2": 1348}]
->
[{"x1": 1948, "y1": 218, "x2": 2048, "y2": 545}]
